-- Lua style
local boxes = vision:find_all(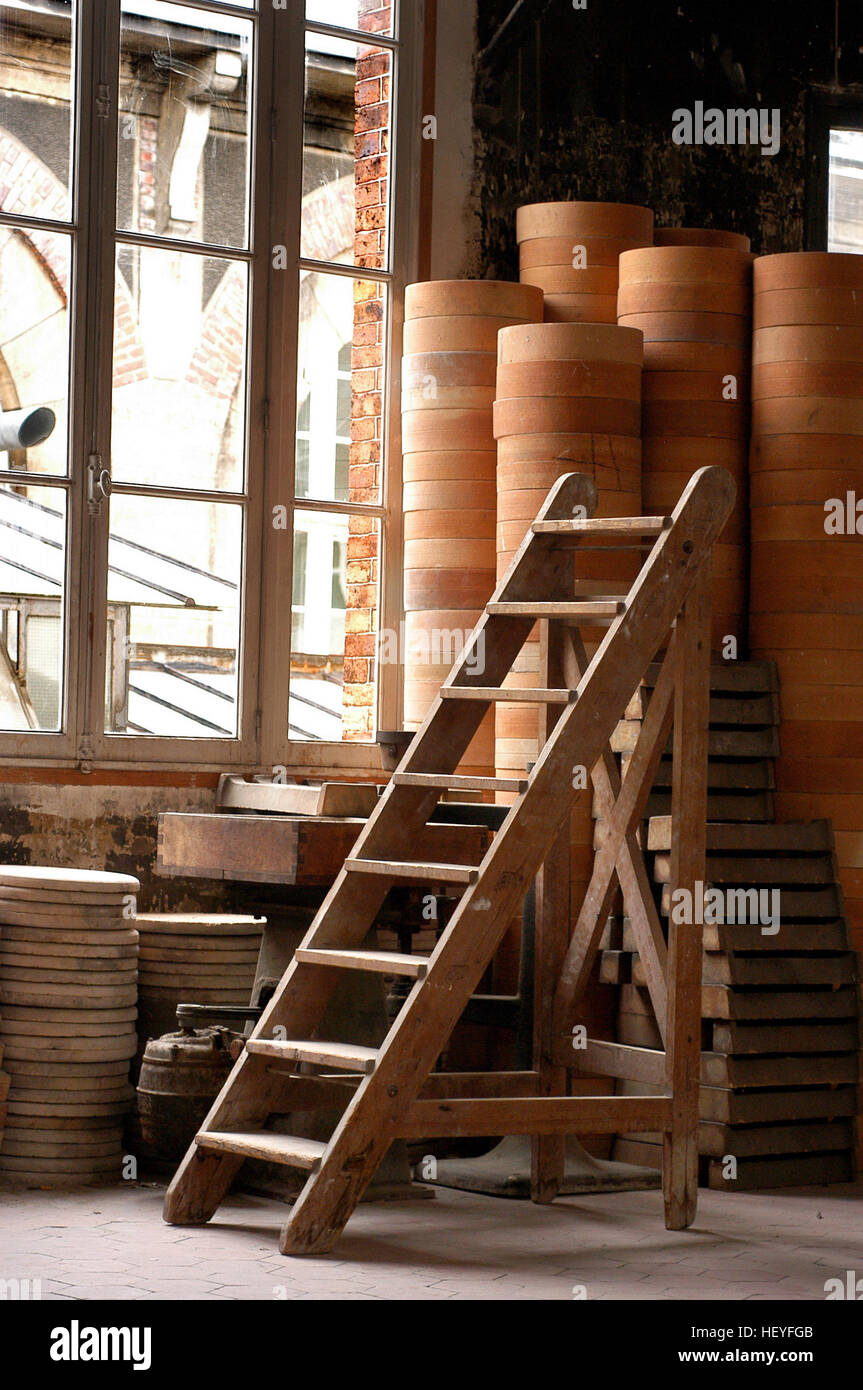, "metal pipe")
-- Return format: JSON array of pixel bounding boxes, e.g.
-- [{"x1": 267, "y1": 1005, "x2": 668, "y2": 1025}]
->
[{"x1": 0, "y1": 407, "x2": 56, "y2": 452}]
